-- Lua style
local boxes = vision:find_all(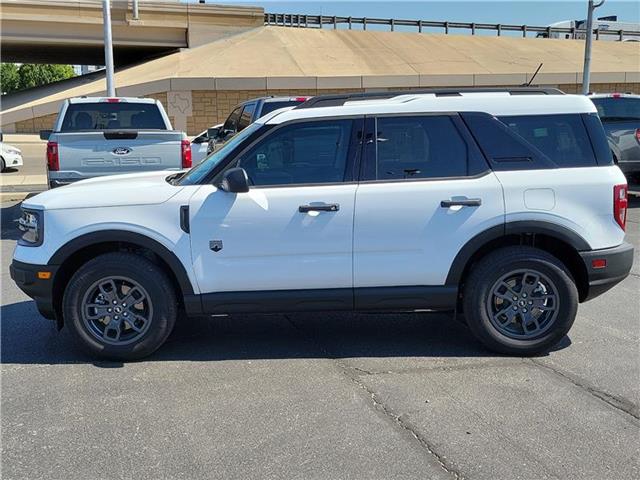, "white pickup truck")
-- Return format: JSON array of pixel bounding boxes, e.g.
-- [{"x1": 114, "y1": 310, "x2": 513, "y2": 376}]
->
[{"x1": 40, "y1": 97, "x2": 191, "y2": 188}]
